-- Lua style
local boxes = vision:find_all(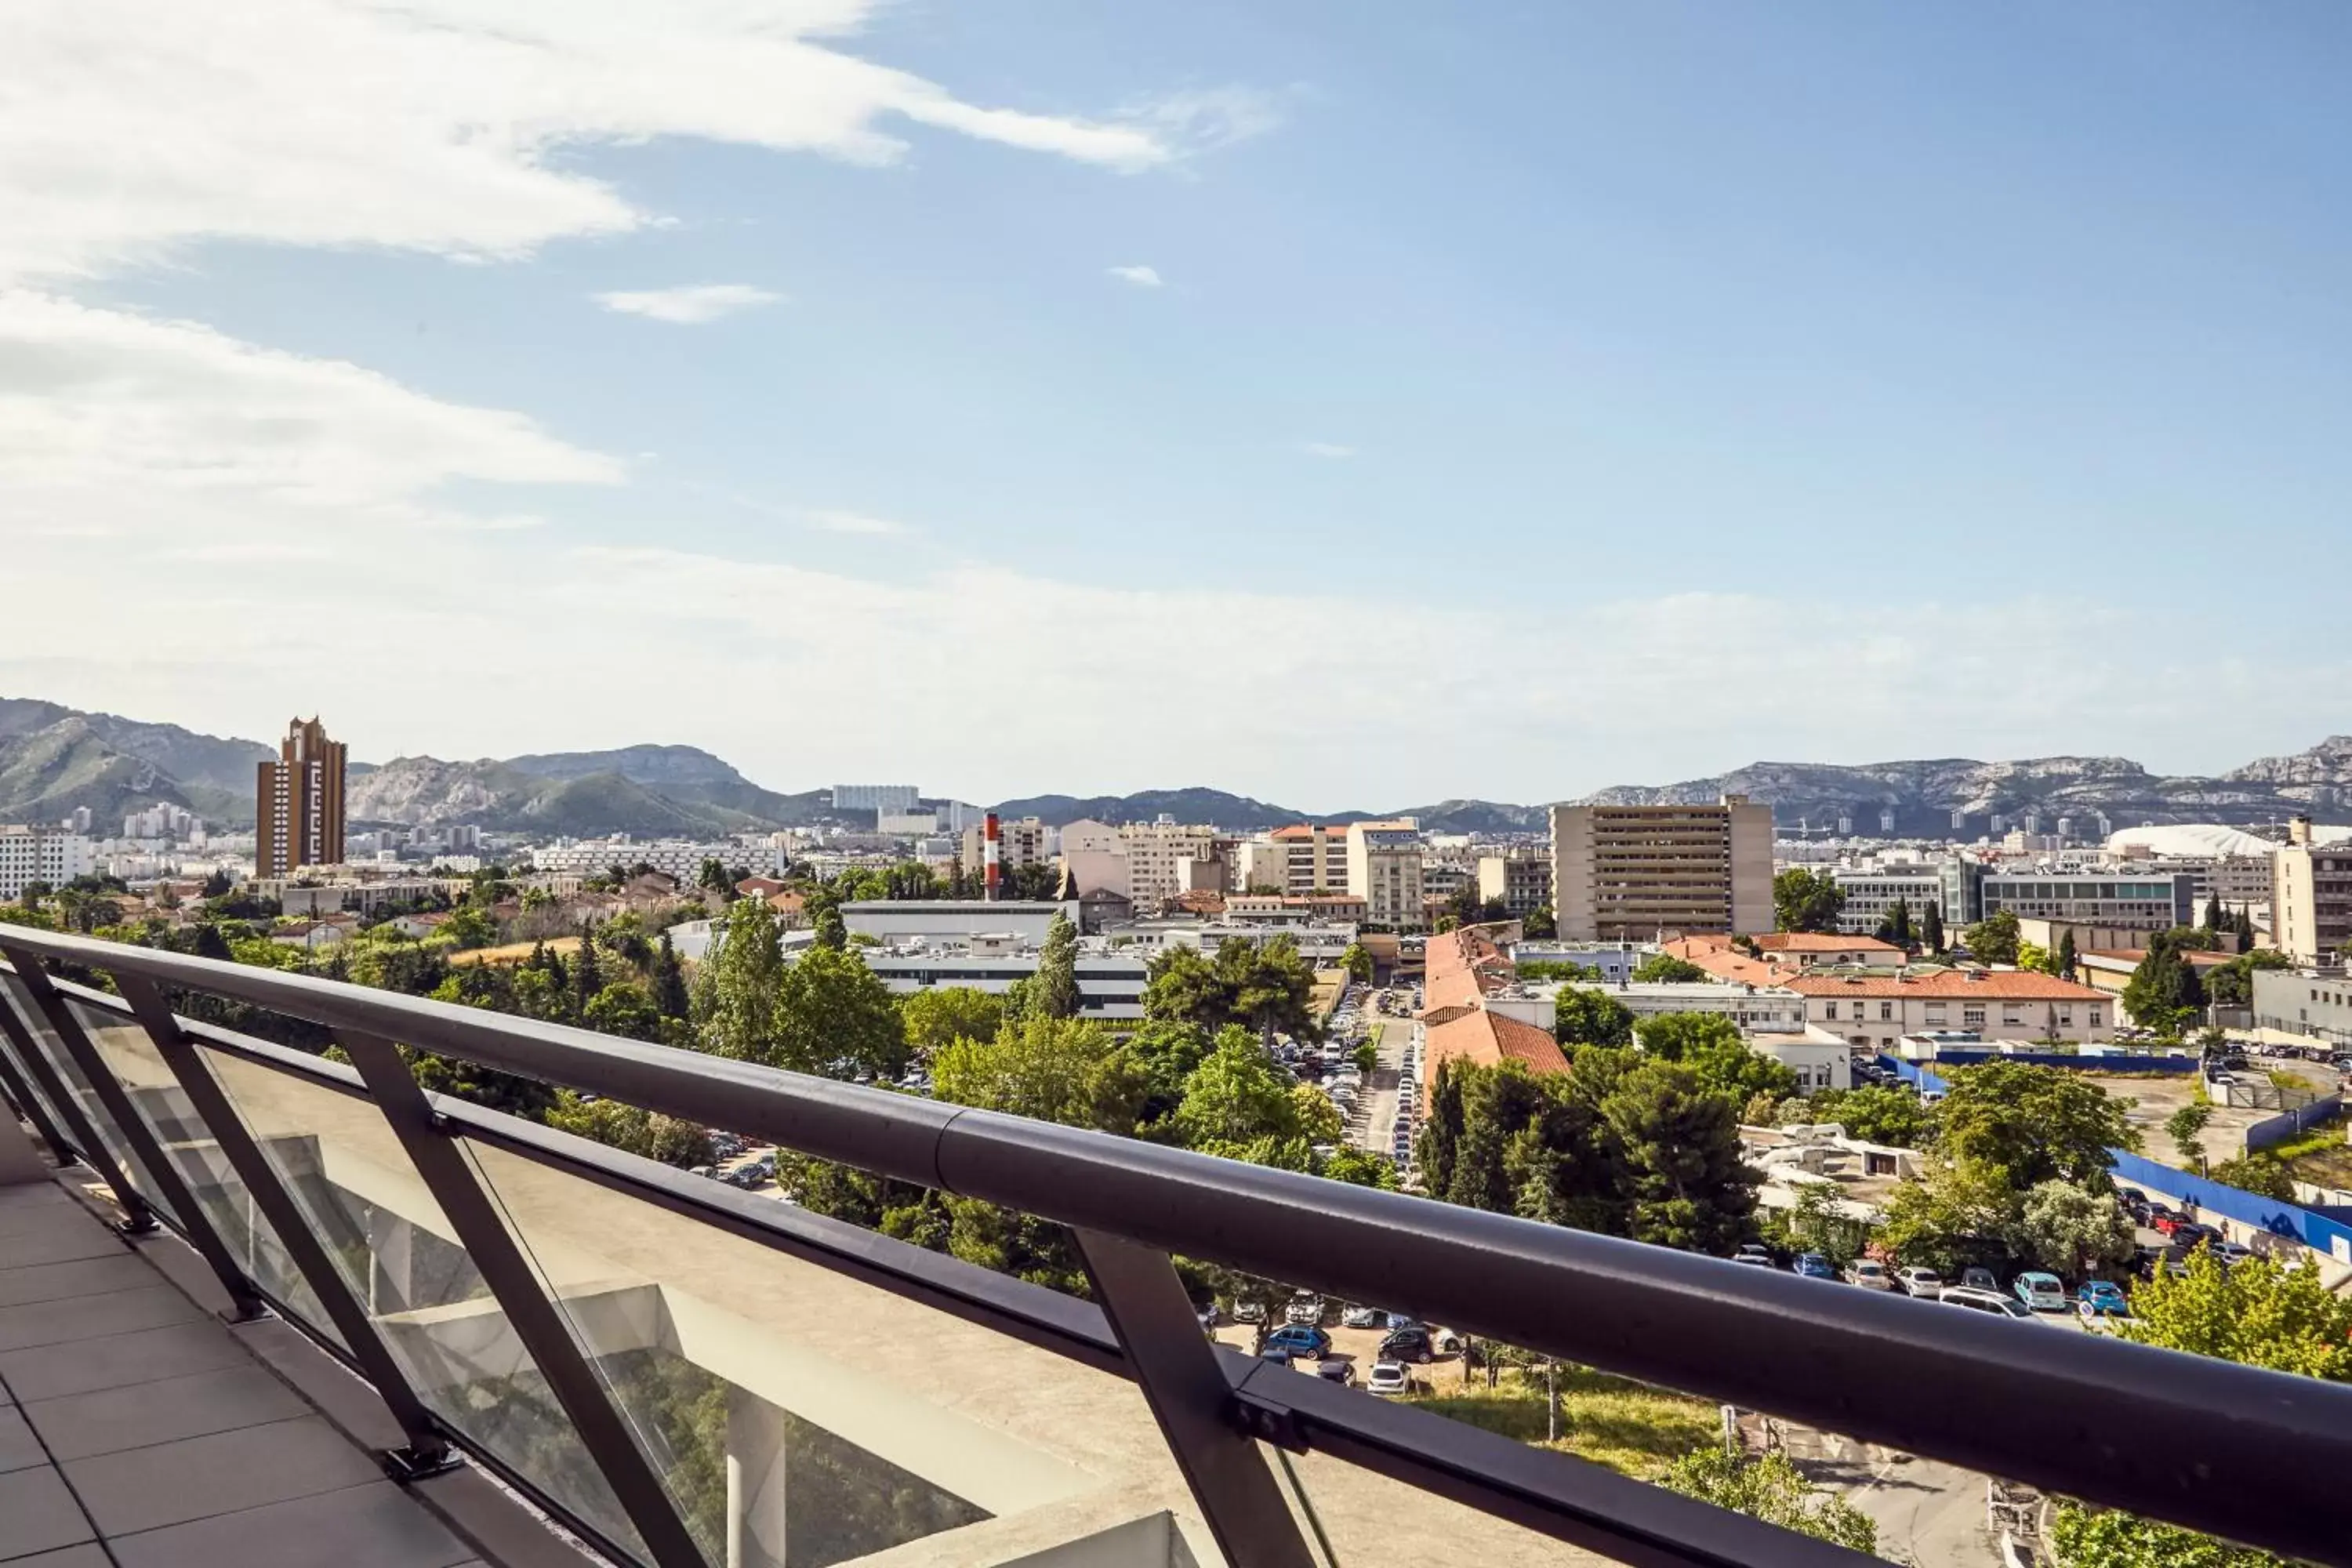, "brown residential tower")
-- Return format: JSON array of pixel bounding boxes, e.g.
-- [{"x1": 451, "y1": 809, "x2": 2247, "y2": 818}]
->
[{"x1": 255, "y1": 717, "x2": 347, "y2": 877}]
